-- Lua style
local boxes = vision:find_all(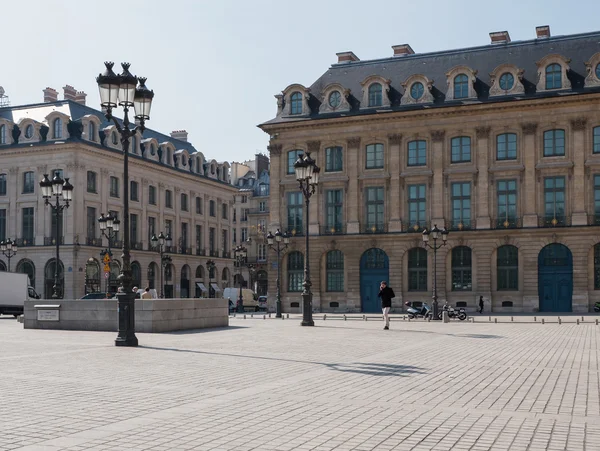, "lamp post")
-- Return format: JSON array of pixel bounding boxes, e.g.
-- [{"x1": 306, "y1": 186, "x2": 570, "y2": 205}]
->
[
  {"x1": 39, "y1": 173, "x2": 73, "y2": 299},
  {"x1": 266, "y1": 229, "x2": 290, "y2": 318},
  {"x1": 422, "y1": 224, "x2": 449, "y2": 321},
  {"x1": 151, "y1": 232, "x2": 172, "y2": 298},
  {"x1": 234, "y1": 245, "x2": 247, "y2": 313},
  {"x1": 98, "y1": 213, "x2": 120, "y2": 294},
  {"x1": 96, "y1": 61, "x2": 154, "y2": 347},
  {"x1": 0, "y1": 239, "x2": 17, "y2": 272},
  {"x1": 206, "y1": 259, "x2": 215, "y2": 298},
  {"x1": 294, "y1": 152, "x2": 320, "y2": 327}
]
